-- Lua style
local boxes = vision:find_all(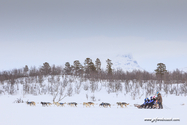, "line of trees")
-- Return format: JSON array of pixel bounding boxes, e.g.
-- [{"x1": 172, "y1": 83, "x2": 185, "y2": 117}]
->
[
  {"x1": 0, "y1": 58, "x2": 187, "y2": 85},
  {"x1": 2, "y1": 74, "x2": 187, "y2": 99},
  {"x1": 0, "y1": 60, "x2": 187, "y2": 99}
]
